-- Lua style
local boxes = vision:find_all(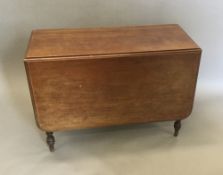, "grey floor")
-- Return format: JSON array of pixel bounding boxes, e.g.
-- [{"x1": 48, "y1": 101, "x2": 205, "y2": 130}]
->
[{"x1": 0, "y1": 82, "x2": 223, "y2": 175}]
